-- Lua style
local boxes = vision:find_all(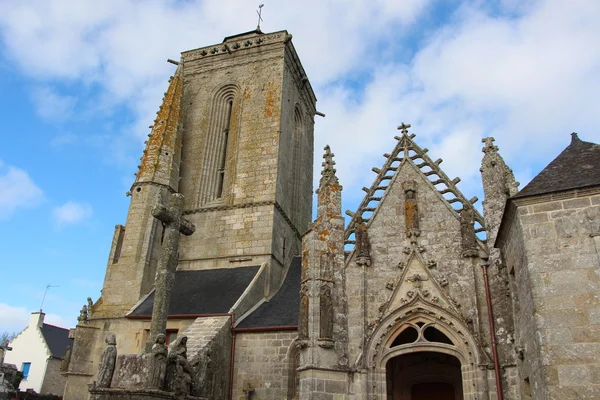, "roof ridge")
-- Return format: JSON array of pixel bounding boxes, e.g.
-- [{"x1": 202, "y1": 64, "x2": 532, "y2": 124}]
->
[
  {"x1": 42, "y1": 323, "x2": 69, "y2": 331},
  {"x1": 513, "y1": 133, "x2": 600, "y2": 199},
  {"x1": 344, "y1": 124, "x2": 485, "y2": 247}
]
